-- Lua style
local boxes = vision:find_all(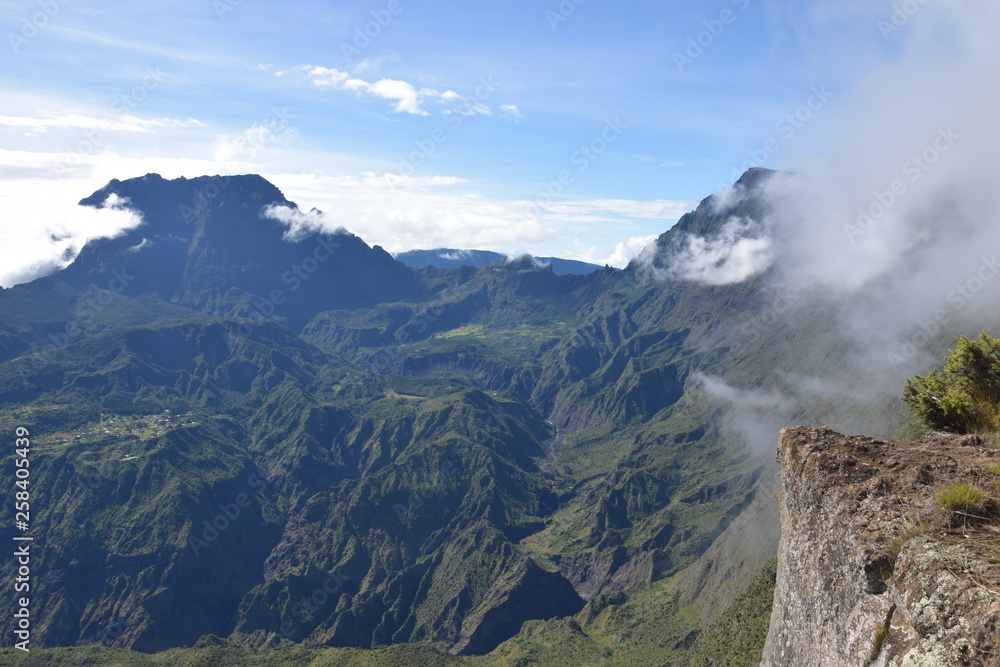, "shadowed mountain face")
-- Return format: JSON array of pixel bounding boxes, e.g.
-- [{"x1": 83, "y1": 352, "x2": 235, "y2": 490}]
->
[
  {"x1": 0, "y1": 170, "x2": 831, "y2": 662},
  {"x1": 62, "y1": 173, "x2": 425, "y2": 330}
]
